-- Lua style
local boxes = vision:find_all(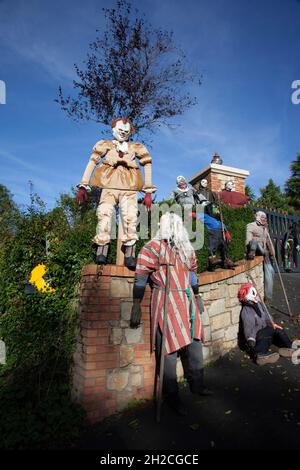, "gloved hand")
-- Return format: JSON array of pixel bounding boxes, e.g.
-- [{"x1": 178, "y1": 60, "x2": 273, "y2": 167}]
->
[
  {"x1": 224, "y1": 230, "x2": 232, "y2": 243},
  {"x1": 143, "y1": 193, "x2": 152, "y2": 211},
  {"x1": 130, "y1": 299, "x2": 142, "y2": 328},
  {"x1": 76, "y1": 187, "x2": 88, "y2": 204},
  {"x1": 192, "y1": 284, "x2": 204, "y2": 314}
]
